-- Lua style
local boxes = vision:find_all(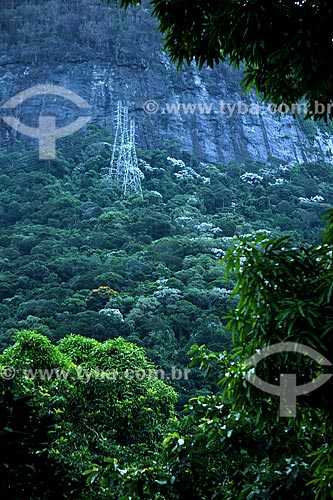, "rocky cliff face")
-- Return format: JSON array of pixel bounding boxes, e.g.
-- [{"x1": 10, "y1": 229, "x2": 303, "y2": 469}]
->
[{"x1": 0, "y1": 0, "x2": 332, "y2": 165}]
